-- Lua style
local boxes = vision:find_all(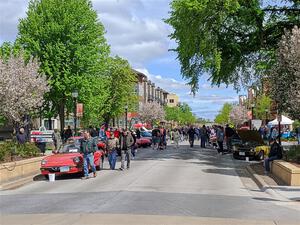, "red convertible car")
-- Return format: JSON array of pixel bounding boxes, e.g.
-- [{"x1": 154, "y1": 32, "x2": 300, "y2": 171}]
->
[
  {"x1": 40, "y1": 138, "x2": 104, "y2": 178},
  {"x1": 136, "y1": 137, "x2": 152, "y2": 148}
]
